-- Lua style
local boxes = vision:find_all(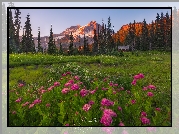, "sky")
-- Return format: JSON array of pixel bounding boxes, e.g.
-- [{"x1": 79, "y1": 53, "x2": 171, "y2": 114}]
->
[{"x1": 4, "y1": 2, "x2": 174, "y2": 37}]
